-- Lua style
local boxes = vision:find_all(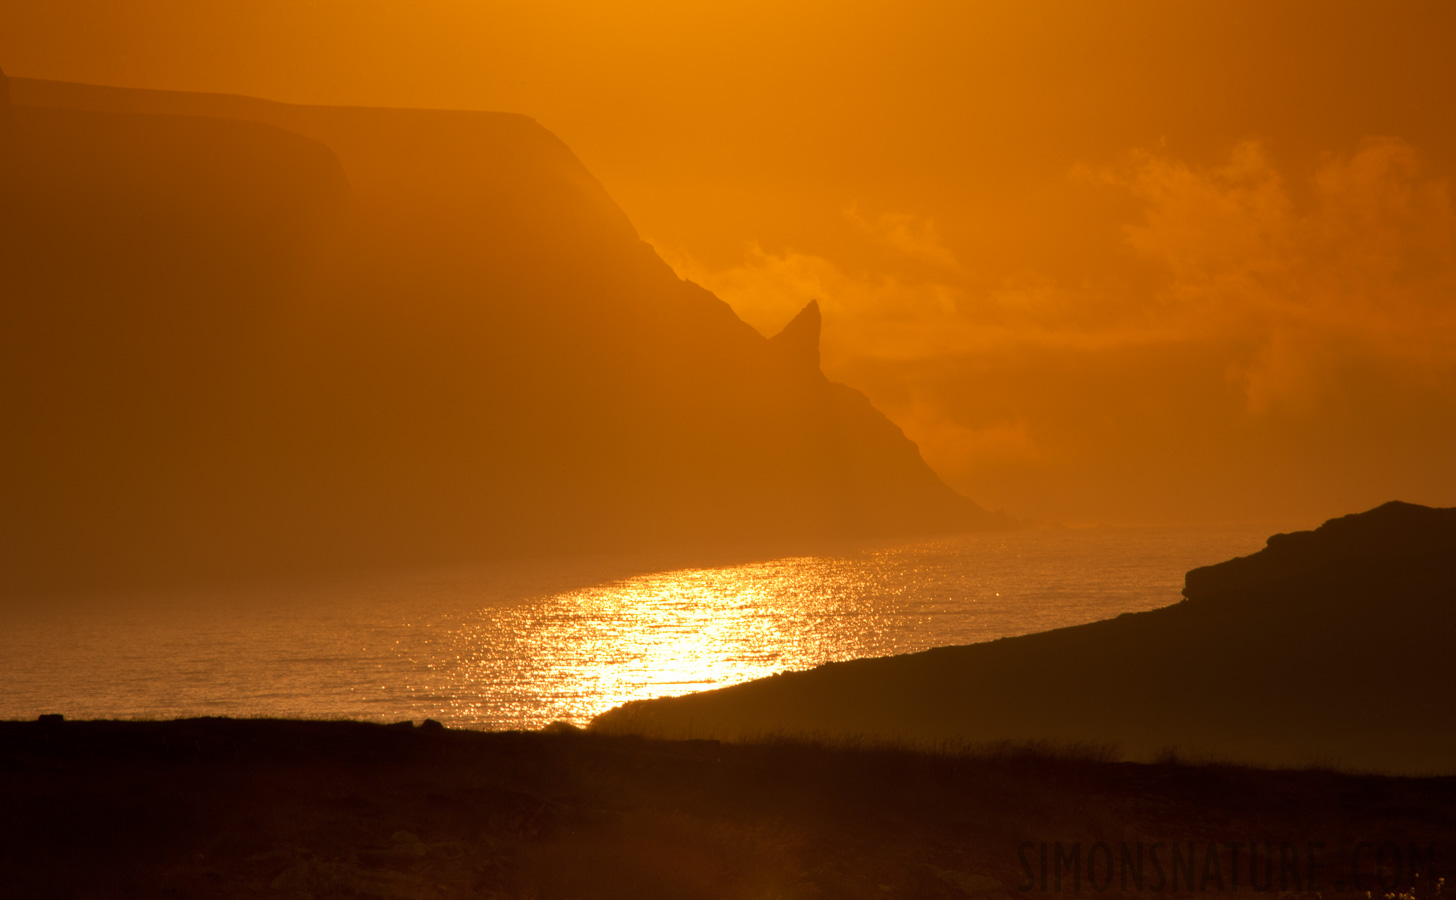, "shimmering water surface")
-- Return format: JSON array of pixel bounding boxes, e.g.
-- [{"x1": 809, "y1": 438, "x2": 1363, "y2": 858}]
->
[{"x1": 0, "y1": 526, "x2": 1279, "y2": 728}]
